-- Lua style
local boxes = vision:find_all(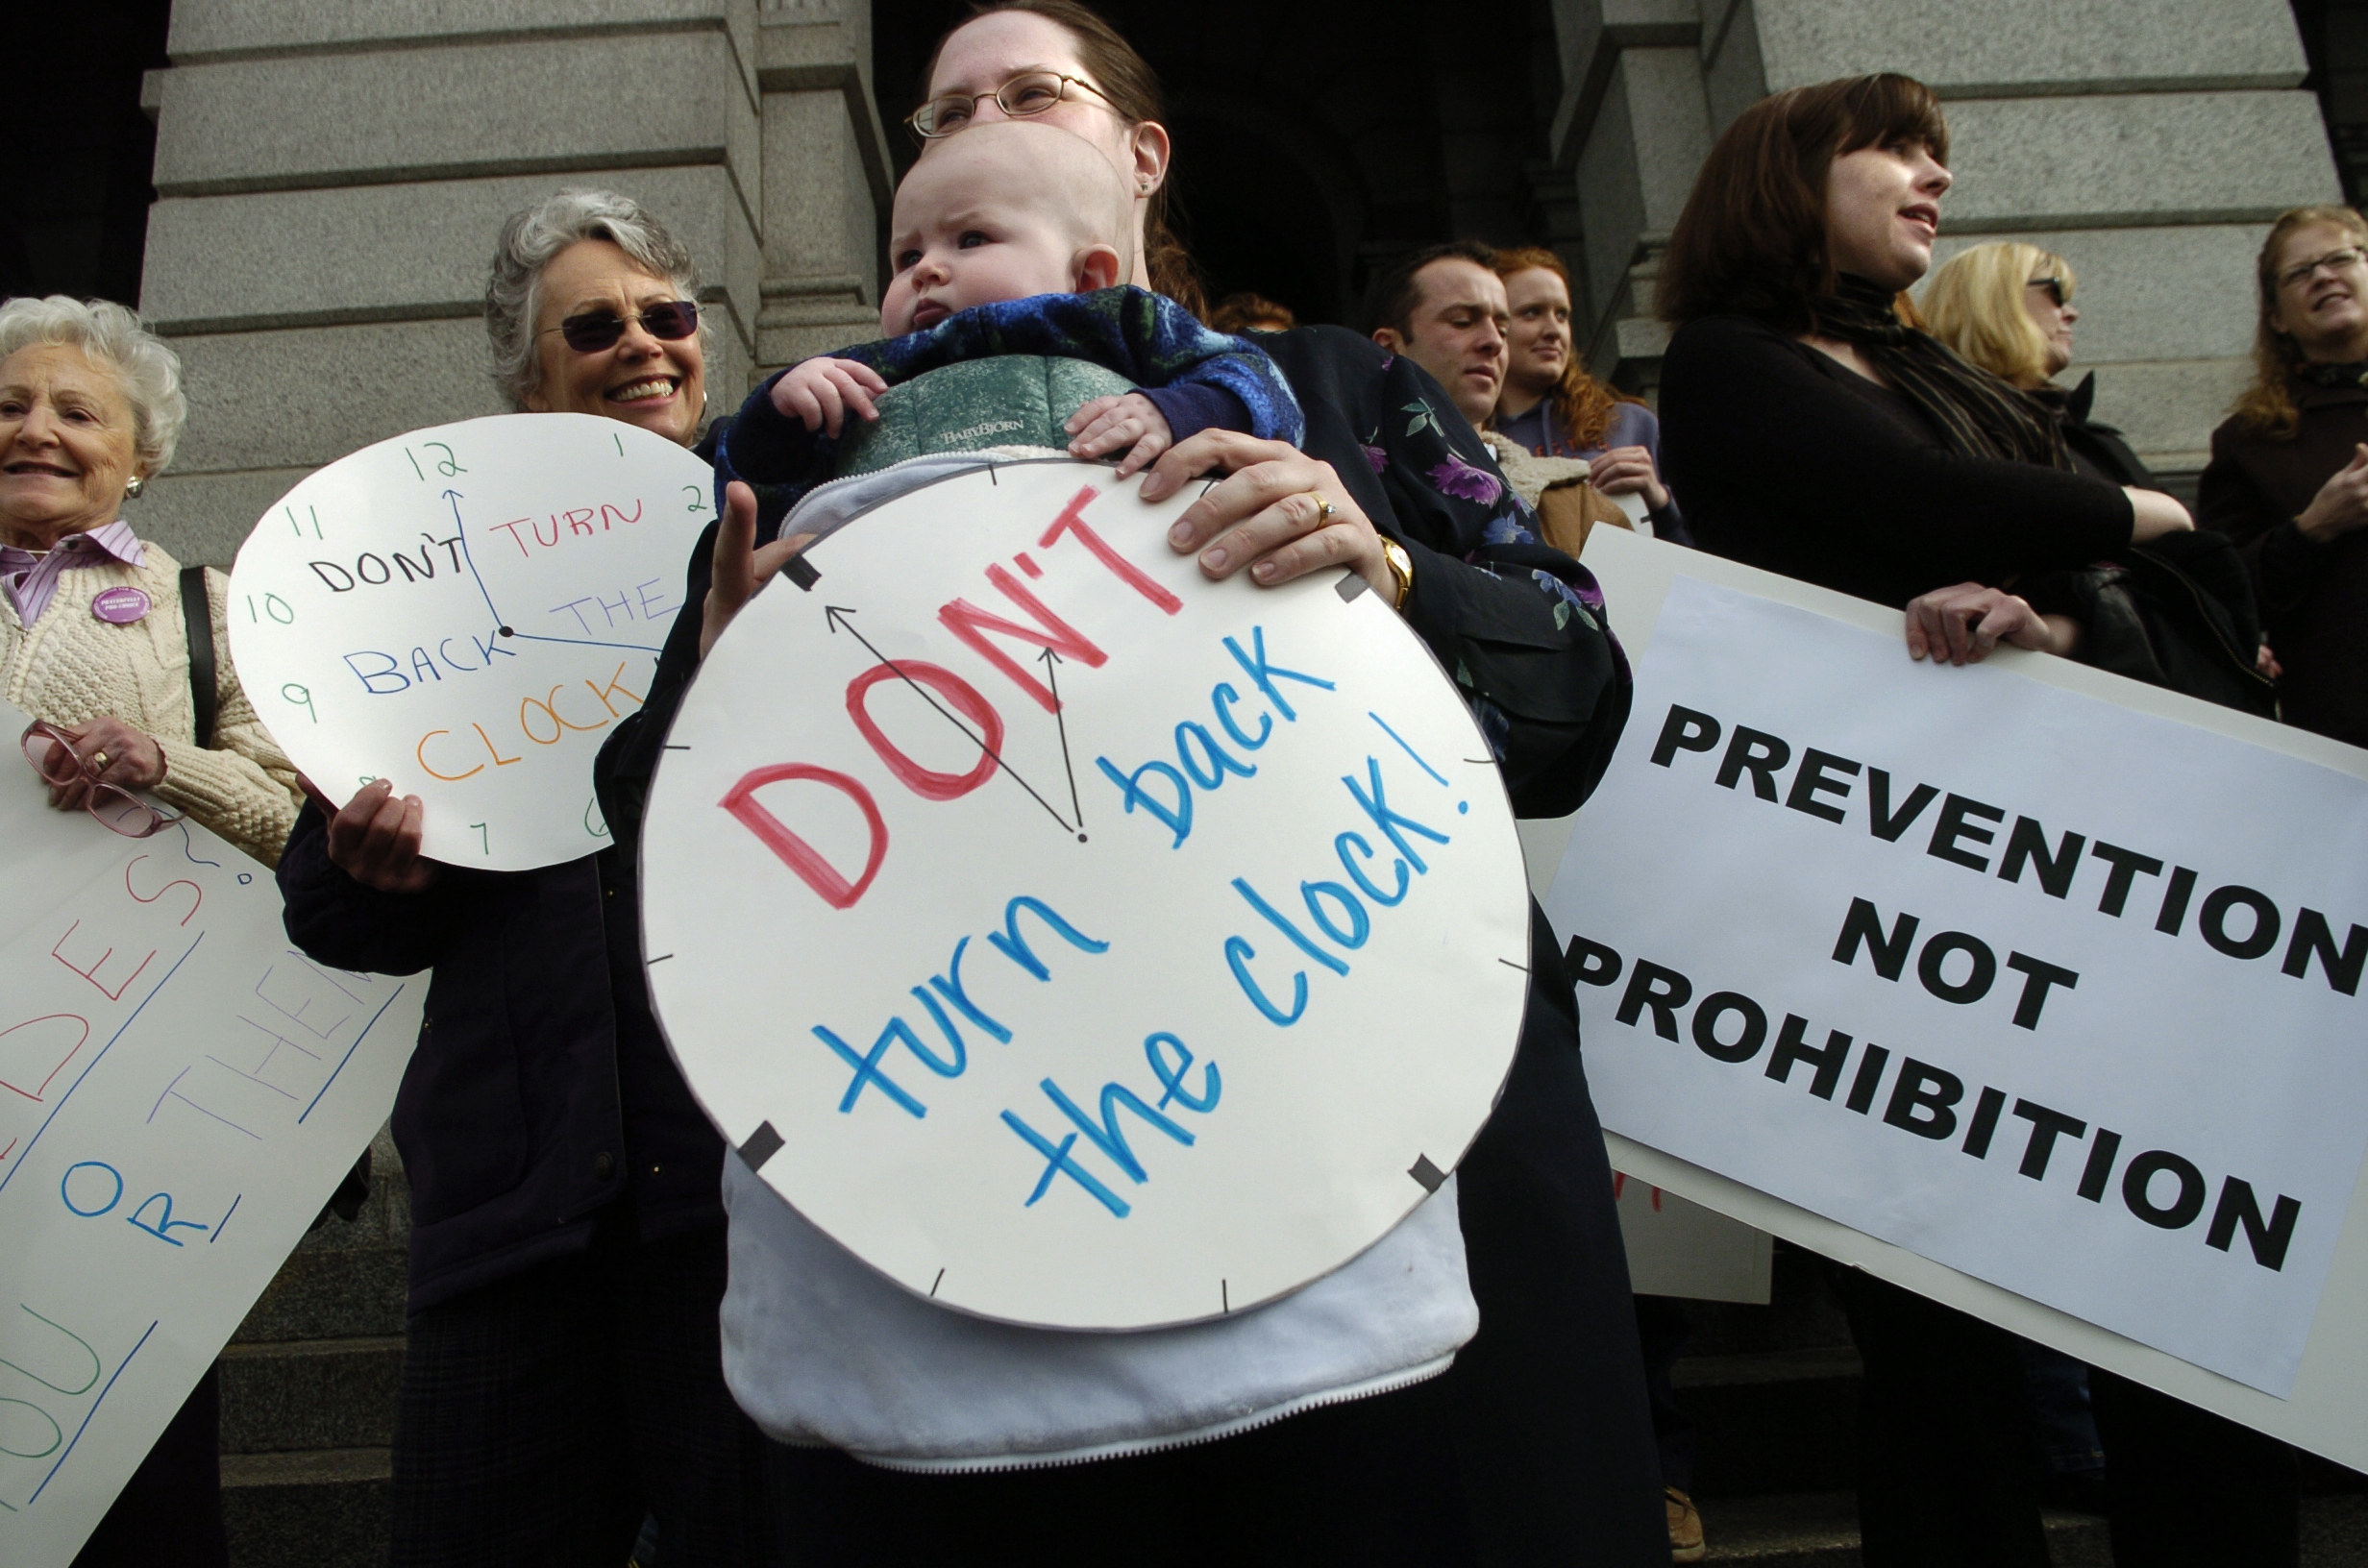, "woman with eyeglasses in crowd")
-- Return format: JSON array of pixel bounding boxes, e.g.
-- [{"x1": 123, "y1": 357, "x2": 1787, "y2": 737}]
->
[
  {"x1": 2202, "y1": 205, "x2": 2368, "y2": 750},
  {"x1": 3, "y1": 295, "x2": 300, "y2": 1568},
  {"x1": 607, "y1": 4, "x2": 1663, "y2": 1563},
  {"x1": 274, "y1": 191, "x2": 772, "y2": 1568}
]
